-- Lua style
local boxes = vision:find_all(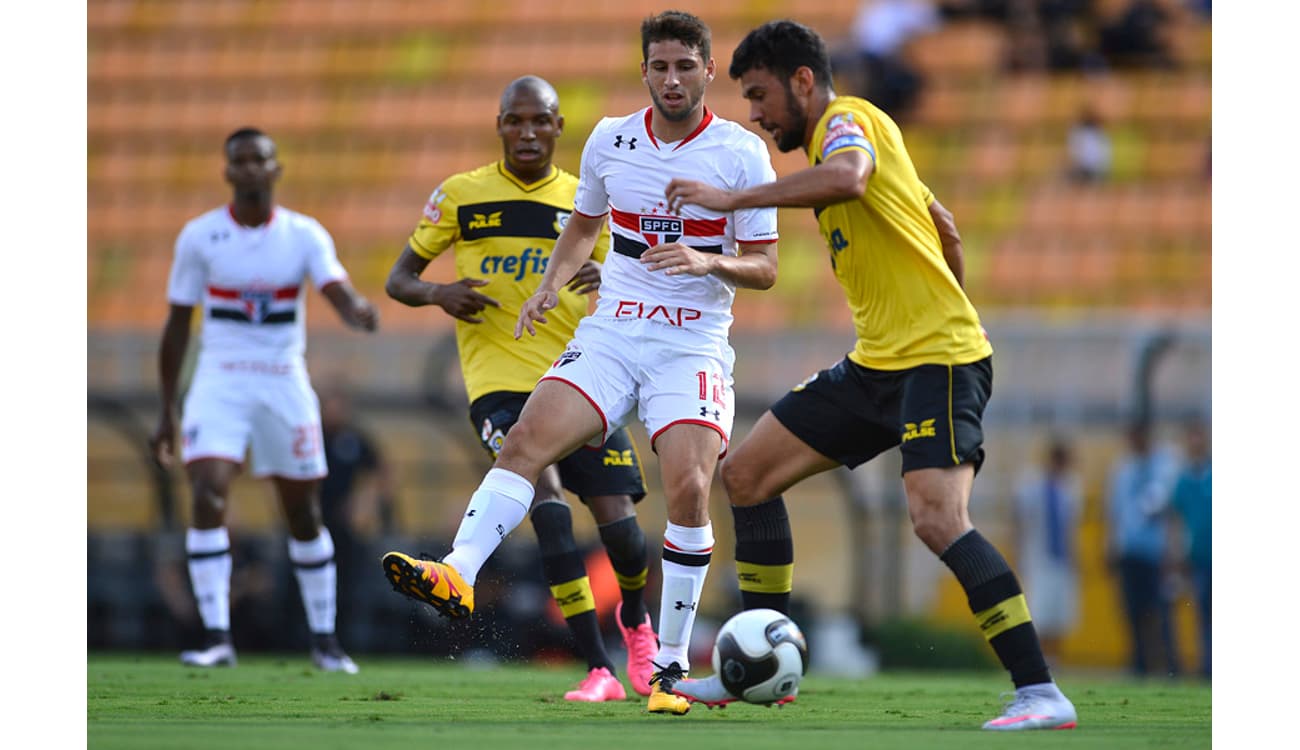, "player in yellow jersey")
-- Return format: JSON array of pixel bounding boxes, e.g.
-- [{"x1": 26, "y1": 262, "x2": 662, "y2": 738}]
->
[
  {"x1": 665, "y1": 20, "x2": 1078, "y2": 730},
  {"x1": 381, "y1": 76, "x2": 660, "y2": 702}
]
